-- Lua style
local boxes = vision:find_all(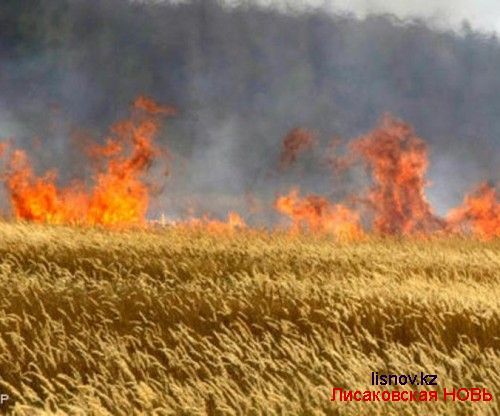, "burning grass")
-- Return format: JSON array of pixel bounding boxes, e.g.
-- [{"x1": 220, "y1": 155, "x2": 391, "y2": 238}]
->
[
  {"x1": 1, "y1": 97, "x2": 175, "y2": 227},
  {"x1": 1, "y1": 100, "x2": 498, "y2": 240},
  {"x1": 0, "y1": 222, "x2": 498, "y2": 415}
]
